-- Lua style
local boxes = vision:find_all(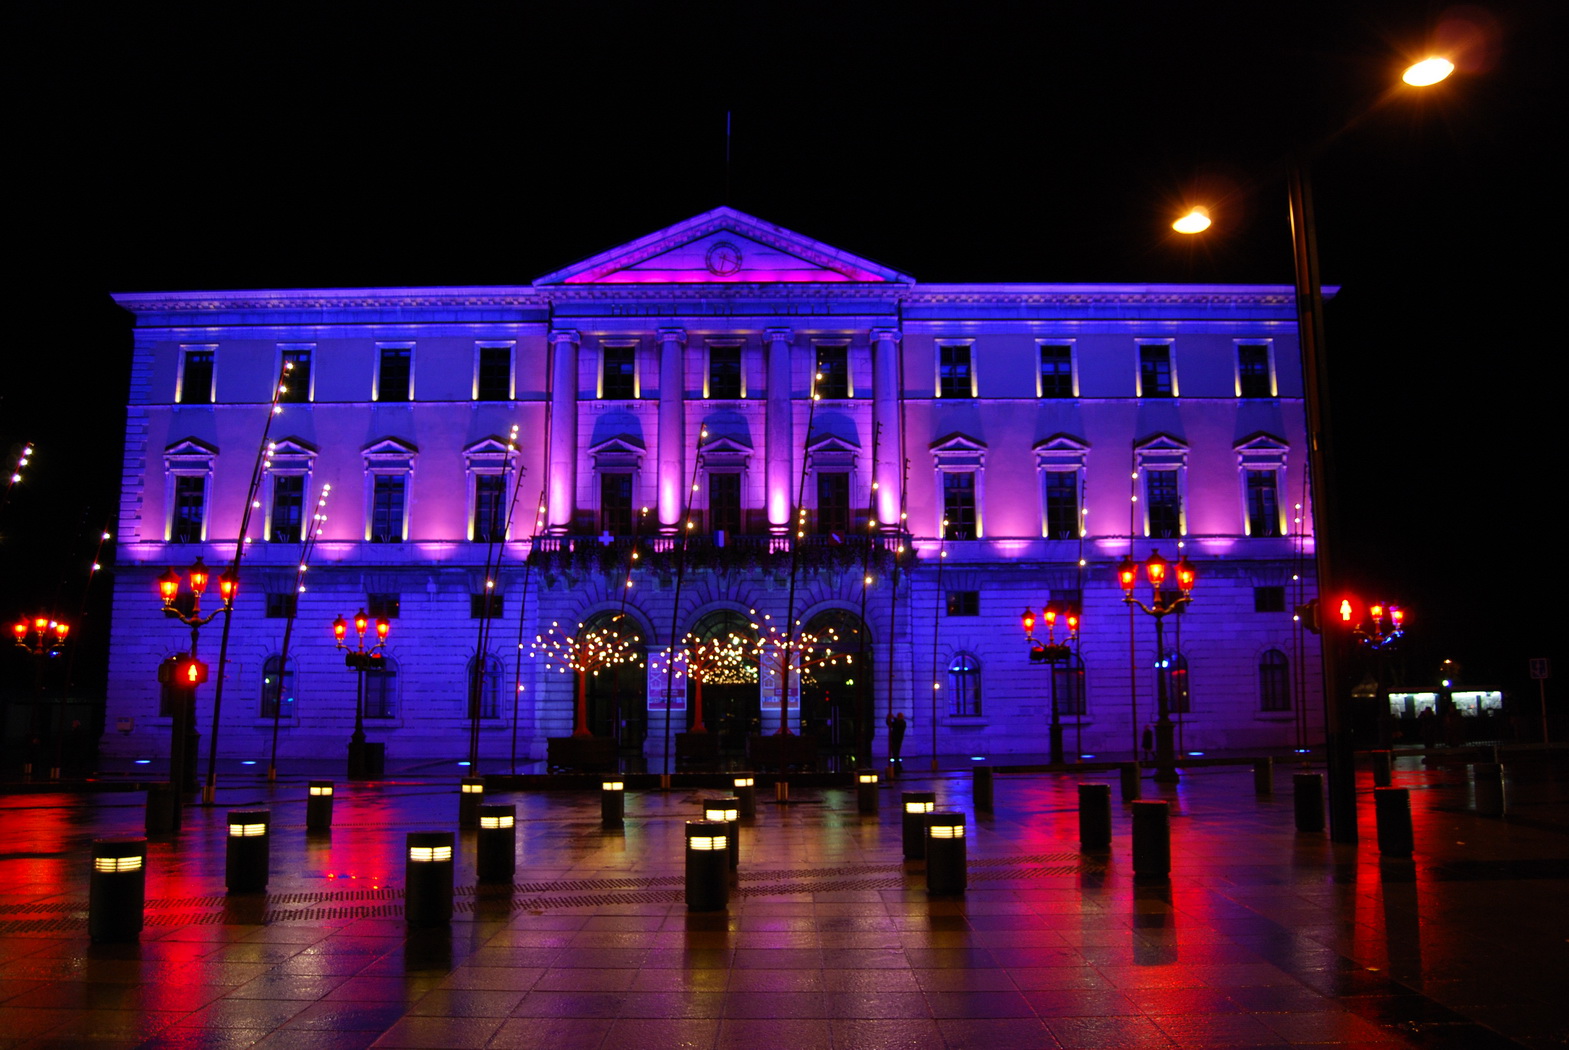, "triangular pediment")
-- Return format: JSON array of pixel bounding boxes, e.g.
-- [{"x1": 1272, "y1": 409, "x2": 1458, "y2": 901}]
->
[
  {"x1": 165, "y1": 437, "x2": 219, "y2": 458},
  {"x1": 534, "y1": 207, "x2": 913, "y2": 287},
  {"x1": 699, "y1": 435, "x2": 754, "y2": 460},
  {"x1": 363, "y1": 437, "x2": 419, "y2": 457}
]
